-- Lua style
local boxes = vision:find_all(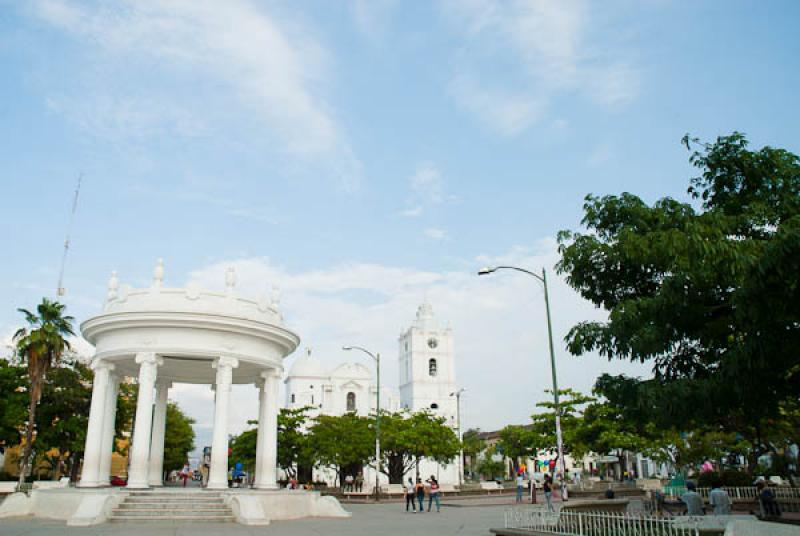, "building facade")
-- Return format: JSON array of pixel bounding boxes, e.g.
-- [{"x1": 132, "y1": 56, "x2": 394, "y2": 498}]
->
[{"x1": 284, "y1": 303, "x2": 461, "y2": 489}]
